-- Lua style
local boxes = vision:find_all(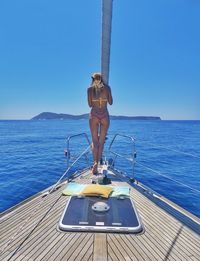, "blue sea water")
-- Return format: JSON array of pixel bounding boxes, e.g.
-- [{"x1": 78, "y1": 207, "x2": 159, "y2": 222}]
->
[{"x1": 0, "y1": 120, "x2": 200, "y2": 218}]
